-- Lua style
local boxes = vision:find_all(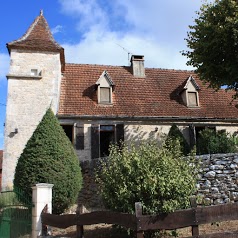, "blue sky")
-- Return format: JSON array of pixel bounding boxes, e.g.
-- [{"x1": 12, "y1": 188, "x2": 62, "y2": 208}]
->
[{"x1": 0, "y1": 0, "x2": 209, "y2": 149}]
